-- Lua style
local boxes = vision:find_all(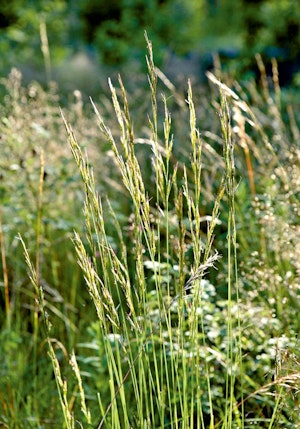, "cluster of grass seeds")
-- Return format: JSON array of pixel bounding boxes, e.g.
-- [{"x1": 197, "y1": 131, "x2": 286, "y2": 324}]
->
[
  {"x1": 0, "y1": 64, "x2": 151, "y2": 428},
  {"x1": 212, "y1": 58, "x2": 300, "y2": 425},
  {"x1": 18, "y1": 38, "x2": 244, "y2": 428},
  {"x1": 2, "y1": 42, "x2": 300, "y2": 428},
  {"x1": 0, "y1": 69, "x2": 104, "y2": 427}
]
